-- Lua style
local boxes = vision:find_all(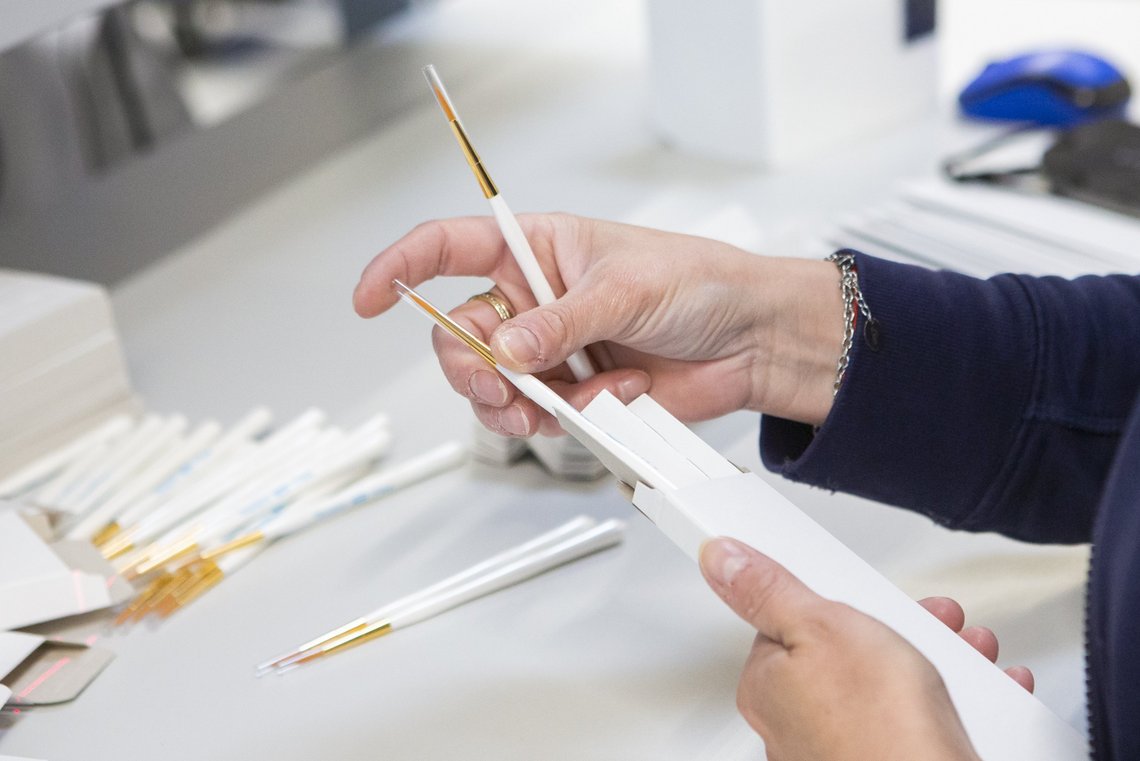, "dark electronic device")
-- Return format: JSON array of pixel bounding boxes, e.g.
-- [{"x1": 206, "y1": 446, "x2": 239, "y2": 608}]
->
[
  {"x1": 1043, "y1": 119, "x2": 1140, "y2": 217},
  {"x1": 959, "y1": 50, "x2": 1131, "y2": 127}
]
